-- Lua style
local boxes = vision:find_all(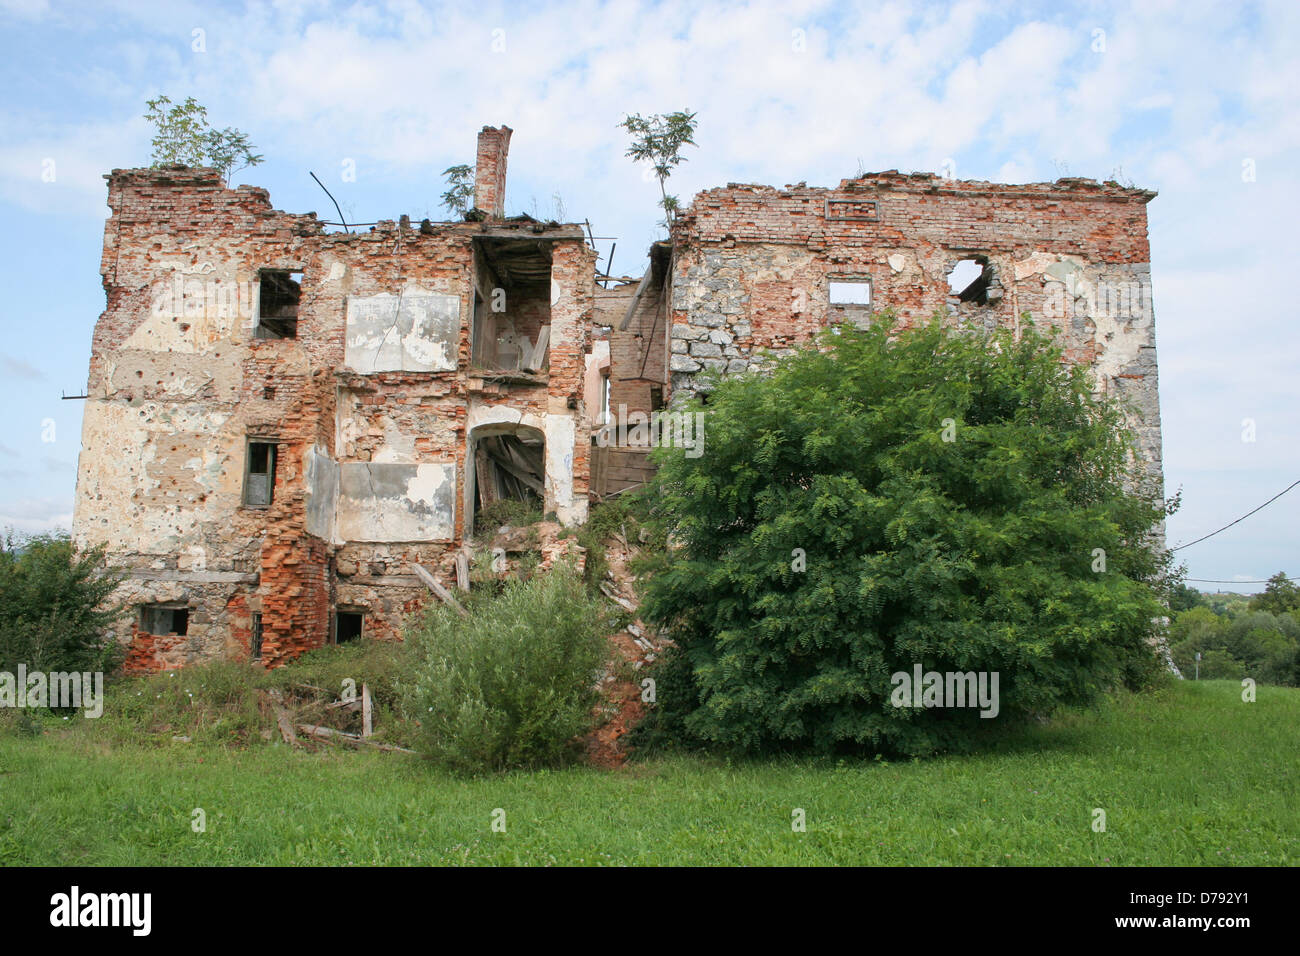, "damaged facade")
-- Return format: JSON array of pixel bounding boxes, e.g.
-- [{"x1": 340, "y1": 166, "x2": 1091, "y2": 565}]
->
[
  {"x1": 73, "y1": 126, "x2": 592, "y2": 670},
  {"x1": 73, "y1": 128, "x2": 1162, "y2": 671}
]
